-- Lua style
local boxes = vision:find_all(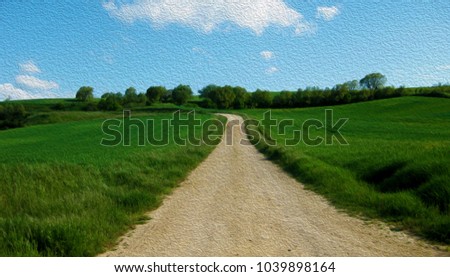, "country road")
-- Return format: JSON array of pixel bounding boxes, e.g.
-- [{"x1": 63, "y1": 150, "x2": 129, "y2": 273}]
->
[{"x1": 102, "y1": 114, "x2": 442, "y2": 257}]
